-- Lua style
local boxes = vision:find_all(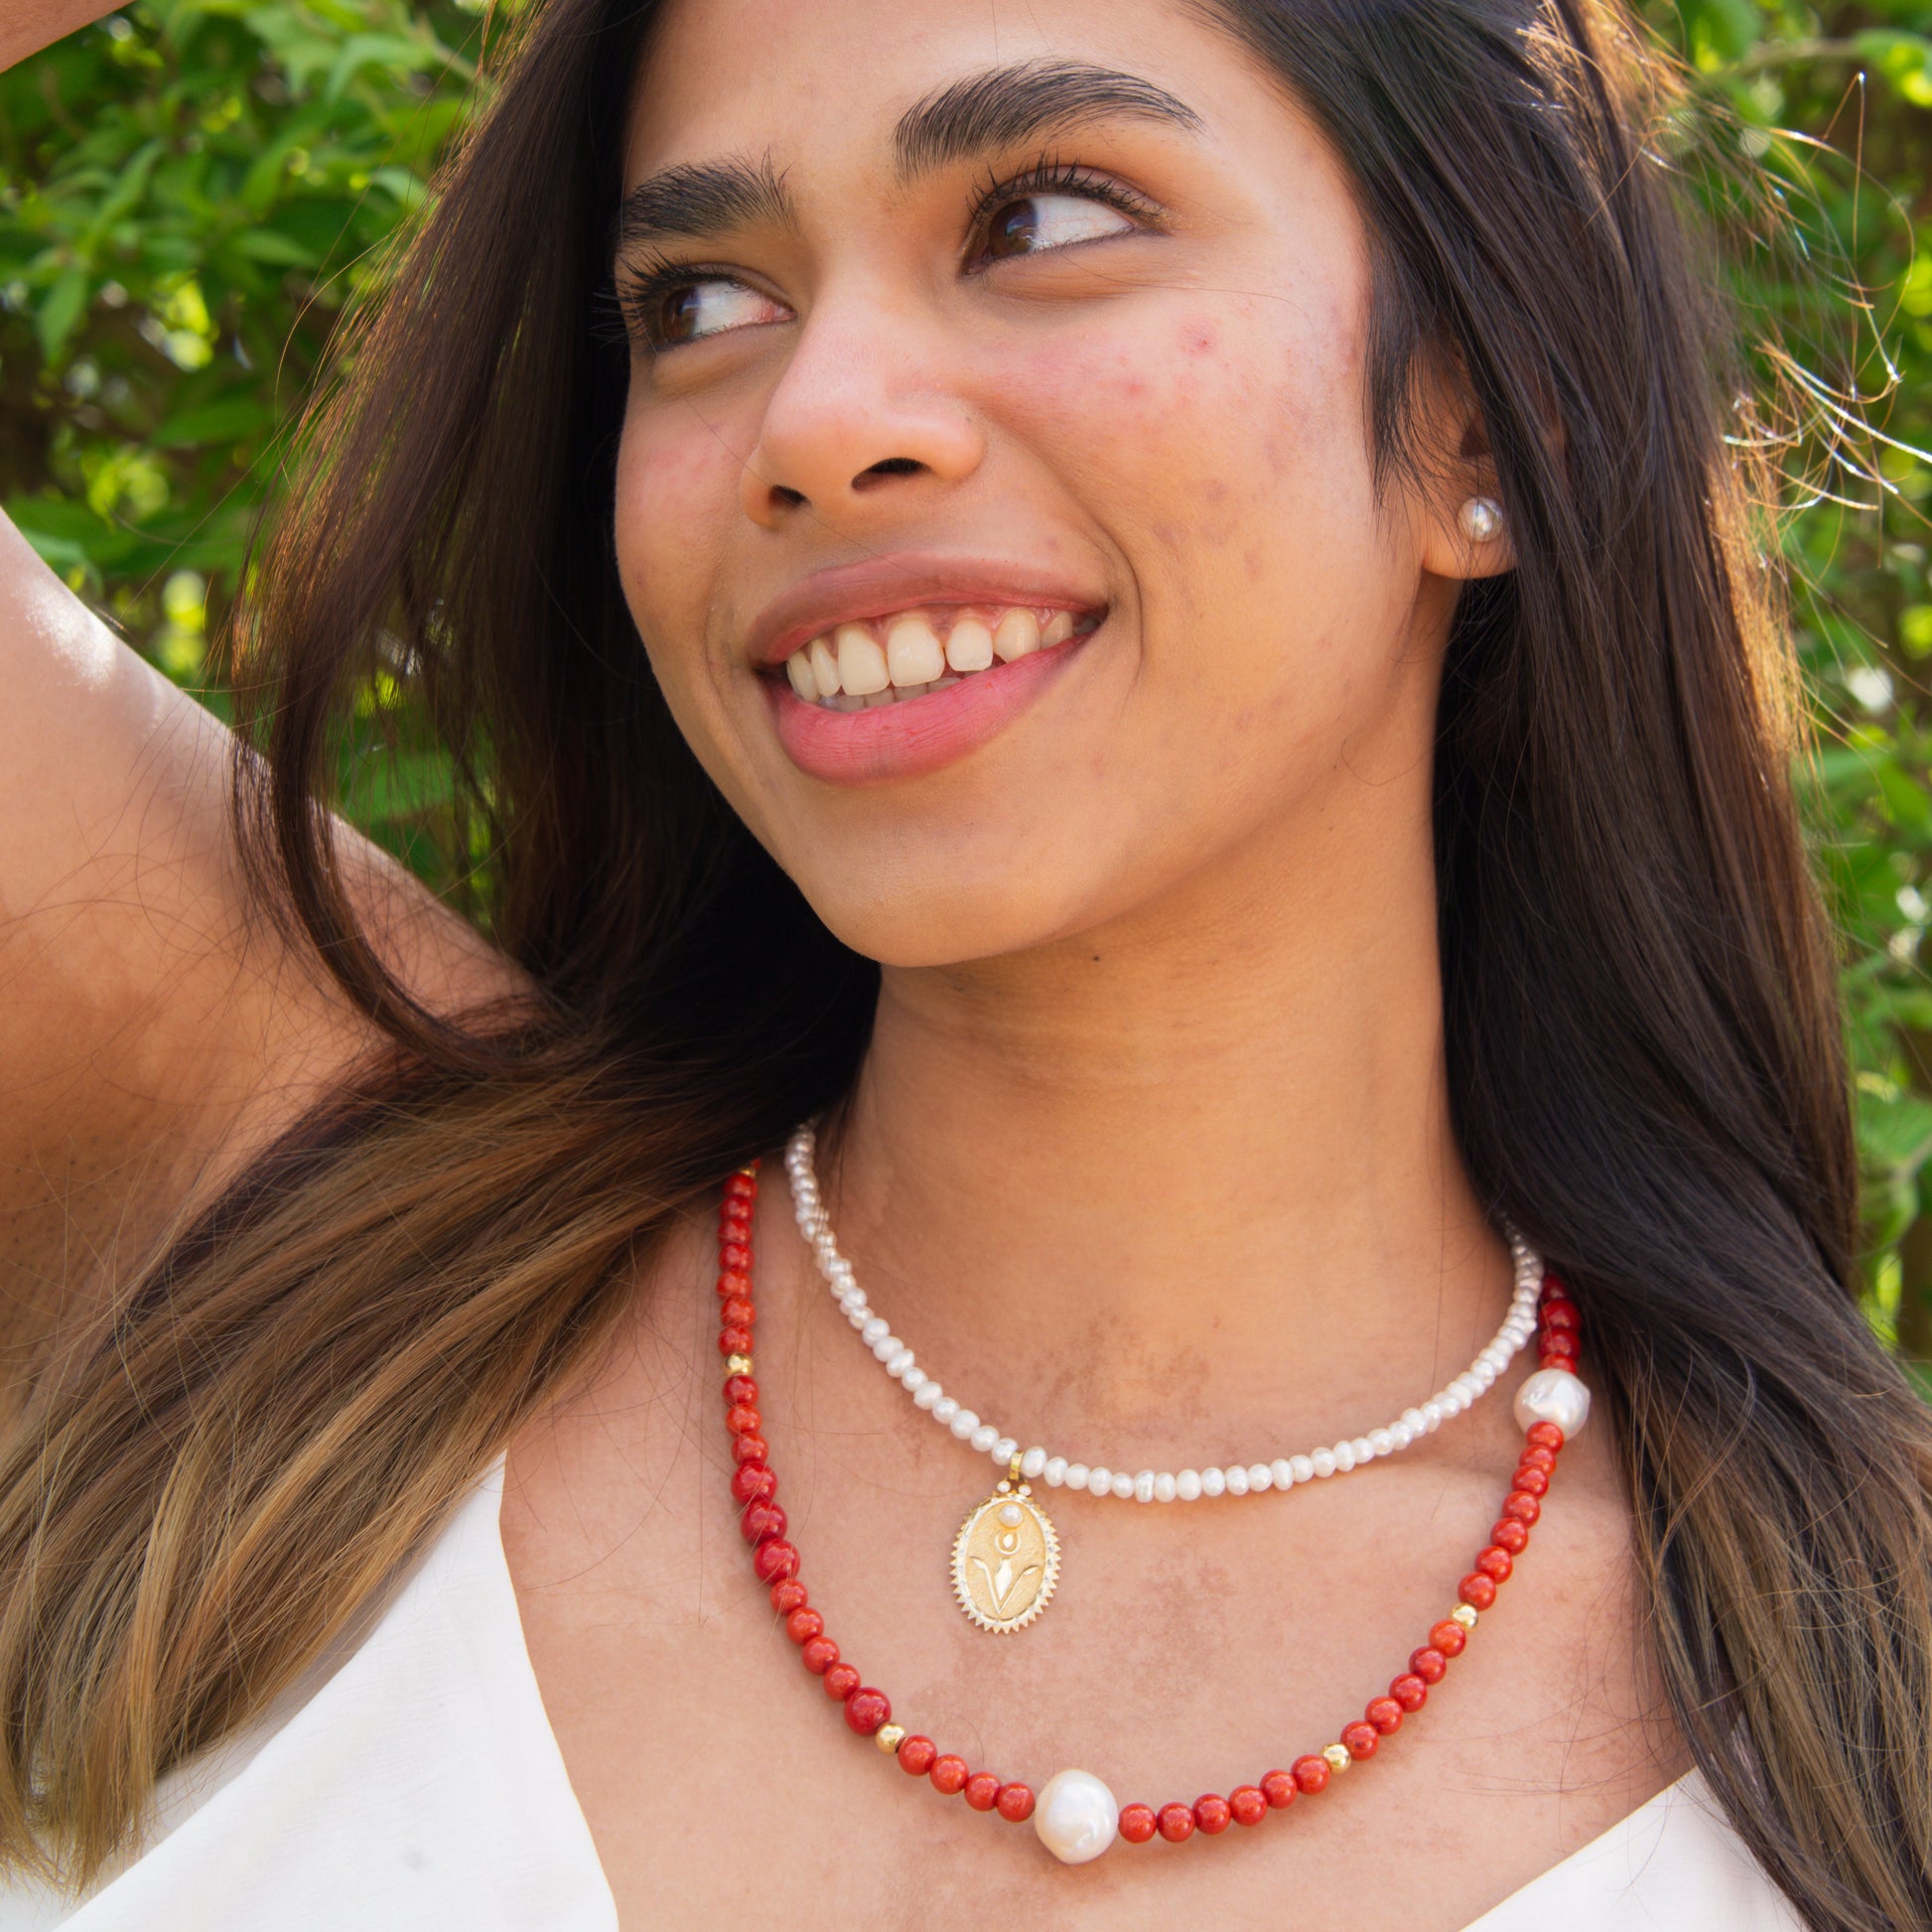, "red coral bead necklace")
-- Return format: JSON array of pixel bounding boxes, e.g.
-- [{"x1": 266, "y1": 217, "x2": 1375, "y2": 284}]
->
[{"x1": 714, "y1": 1157, "x2": 1593, "y2": 1866}]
